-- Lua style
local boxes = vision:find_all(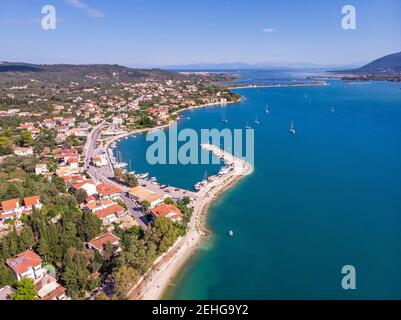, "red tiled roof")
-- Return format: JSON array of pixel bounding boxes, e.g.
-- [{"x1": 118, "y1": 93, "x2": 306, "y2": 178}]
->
[
  {"x1": 24, "y1": 196, "x2": 40, "y2": 207},
  {"x1": 151, "y1": 204, "x2": 182, "y2": 220},
  {"x1": 89, "y1": 233, "x2": 120, "y2": 251},
  {"x1": 66, "y1": 158, "x2": 78, "y2": 164},
  {"x1": 96, "y1": 182, "x2": 122, "y2": 196},
  {"x1": 6, "y1": 250, "x2": 42, "y2": 274},
  {"x1": 72, "y1": 179, "x2": 95, "y2": 190},
  {"x1": 94, "y1": 204, "x2": 124, "y2": 219},
  {"x1": 1, "y1": 198, "x2": 19, "y2": 211}
]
